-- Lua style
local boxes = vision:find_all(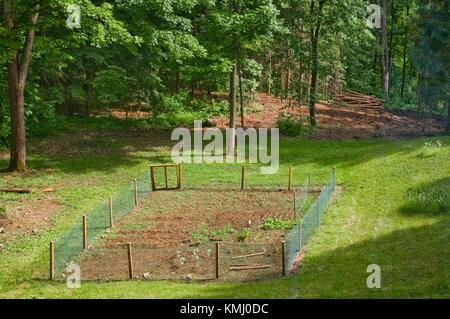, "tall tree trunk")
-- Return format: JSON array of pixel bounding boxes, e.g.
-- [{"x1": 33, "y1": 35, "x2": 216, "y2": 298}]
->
[
  {"x1": 85, "y1": 70, "x2": 93, "y2": 117},
  {"x1": 267, "y1": 52, "x2": 272, "y2": 94},
  {"x1": 238, "y1": 60, "x2": 244, "y2": 128},
  {"x1": 308, "y1": 0, "x2": 326, "y2": 127},
  {"x1": 417, "y1": 72, "x2": 423, "y2": 123},
  {"x1": 227, "y1": 60, "x2": 238, "y2": 156},
  {"x1": 400, "y1": 4, "x2": 409, "y2": 98},
  {"x1": 388, "y1": 0, "x2": 395, "y2": 75},
  {"x1": 5, "y1": 2, "x2": 39, "y2": 171},
  {"x1": 446, "y1": 99, "x2": 450, "y2": 134},
  {"x1": 379, "y1": 0, "x2": 390, "y2": 100},
  {"x1": 175, "y1": 71, "x2": 180, "y2": 93},
  {"x1": 309, "y1": 35, "x2": 319, "y2": 126},
  {"x1": 286, "y1": 67, "x2": 291, "y2": 92}
]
